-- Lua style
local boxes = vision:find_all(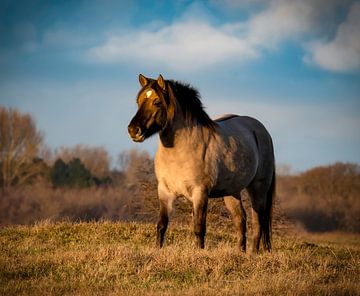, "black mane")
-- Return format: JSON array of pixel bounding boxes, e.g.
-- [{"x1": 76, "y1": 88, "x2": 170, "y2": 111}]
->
[{"x1": 168, "y1": 80, "x2": 217, "y2": 131}]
